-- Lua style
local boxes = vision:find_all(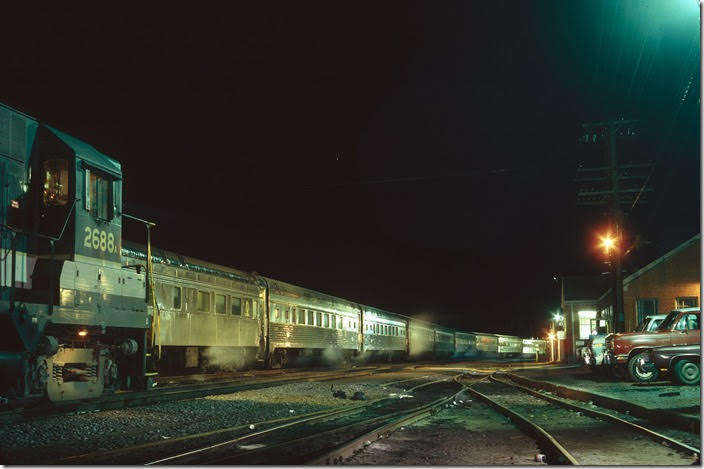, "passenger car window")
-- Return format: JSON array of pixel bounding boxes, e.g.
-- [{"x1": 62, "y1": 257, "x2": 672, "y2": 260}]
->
[
  {"x1": 285, "y1": 307, "x2": 290, "y2": 323},
  {"x1": 298, "y1": 309, "x2": 306, "y2": 324},
  {"x1": 324, "y1": 314, "x2": 329, "y2": 328},
  {"x1": 308, "y1": 310, "x2": 314, "y2": 325},
  {"x1": 43, "y1": 160, "x2": 69, "y2": 206},
  {"x1": 231, "y1": 297, "x2": 241, "y2": 315},
  {"x1": 172, "y1": 286, "x2": 181, "y2": 310},
  {"x1": 316, "y1": 312, "x2": 322, "y2": 326},
  {"x1": 215, "y1": 294, "x2": 226, "y2": 314},
  {"x1": 197, "y1": 291, "x2": 210, "y2": 312}
]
